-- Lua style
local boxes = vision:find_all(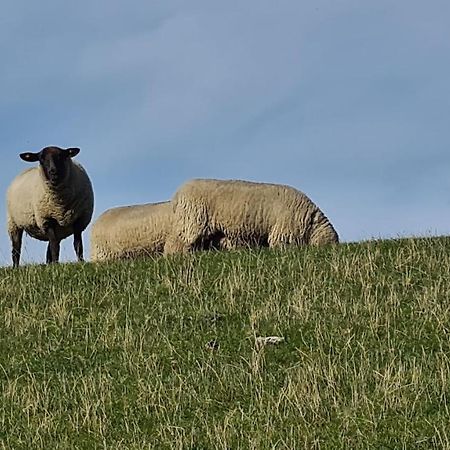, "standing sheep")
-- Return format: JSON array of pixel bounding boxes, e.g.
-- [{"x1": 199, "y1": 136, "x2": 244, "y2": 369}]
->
[
  {"x1": 164, "y1": 179, "x2": 339, "y2": 255},
  {"x1": 7, "y1": 146, "x2": 94, "y2": 266},
  {"x1": 90, "y1": 201, "x2": 172, "y2": 261}
]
